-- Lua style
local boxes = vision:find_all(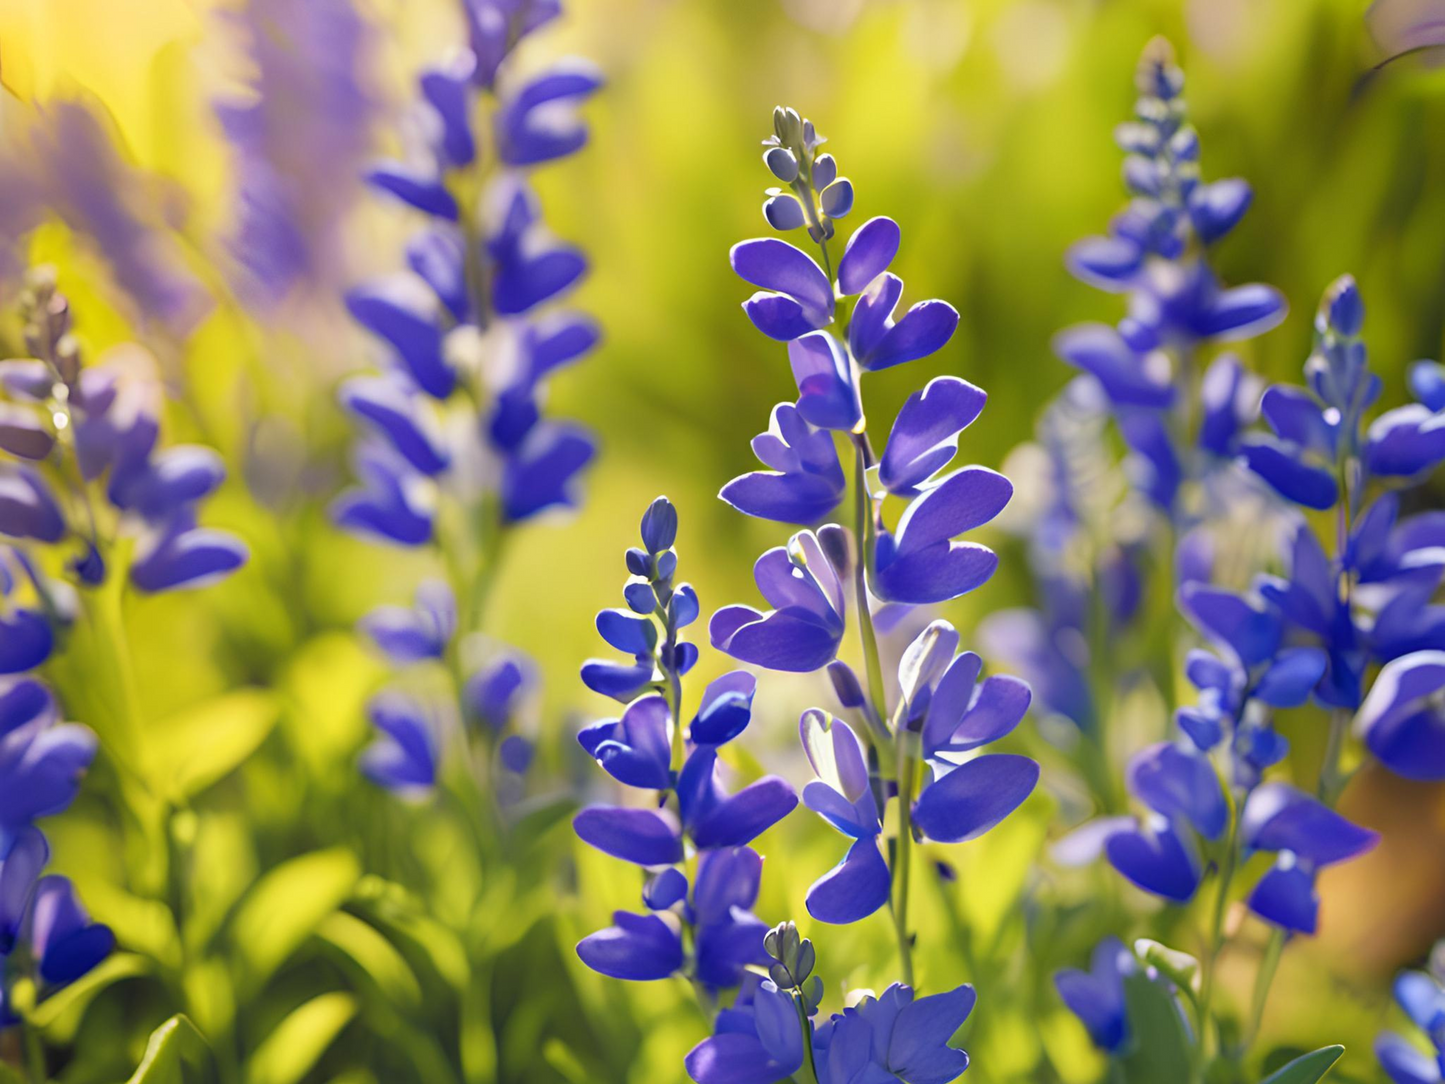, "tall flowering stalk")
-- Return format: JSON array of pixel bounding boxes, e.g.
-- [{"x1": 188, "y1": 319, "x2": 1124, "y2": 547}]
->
[
  {"x1": 0, "y1": 268, "x2": 248, "y2": 1071},
  {"x1": 993, "y1": 39, "x2": 1291, "y2": 816},
  {"x1": 714, "y1": 107, "x2": 1039, "y2": 990},
  {"x1": 1047, "y1": 49, "x2": 1445, "y2": 1083},
  {"x1": 335, "y1": 0, "x2": 600, "y2": 798}
]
